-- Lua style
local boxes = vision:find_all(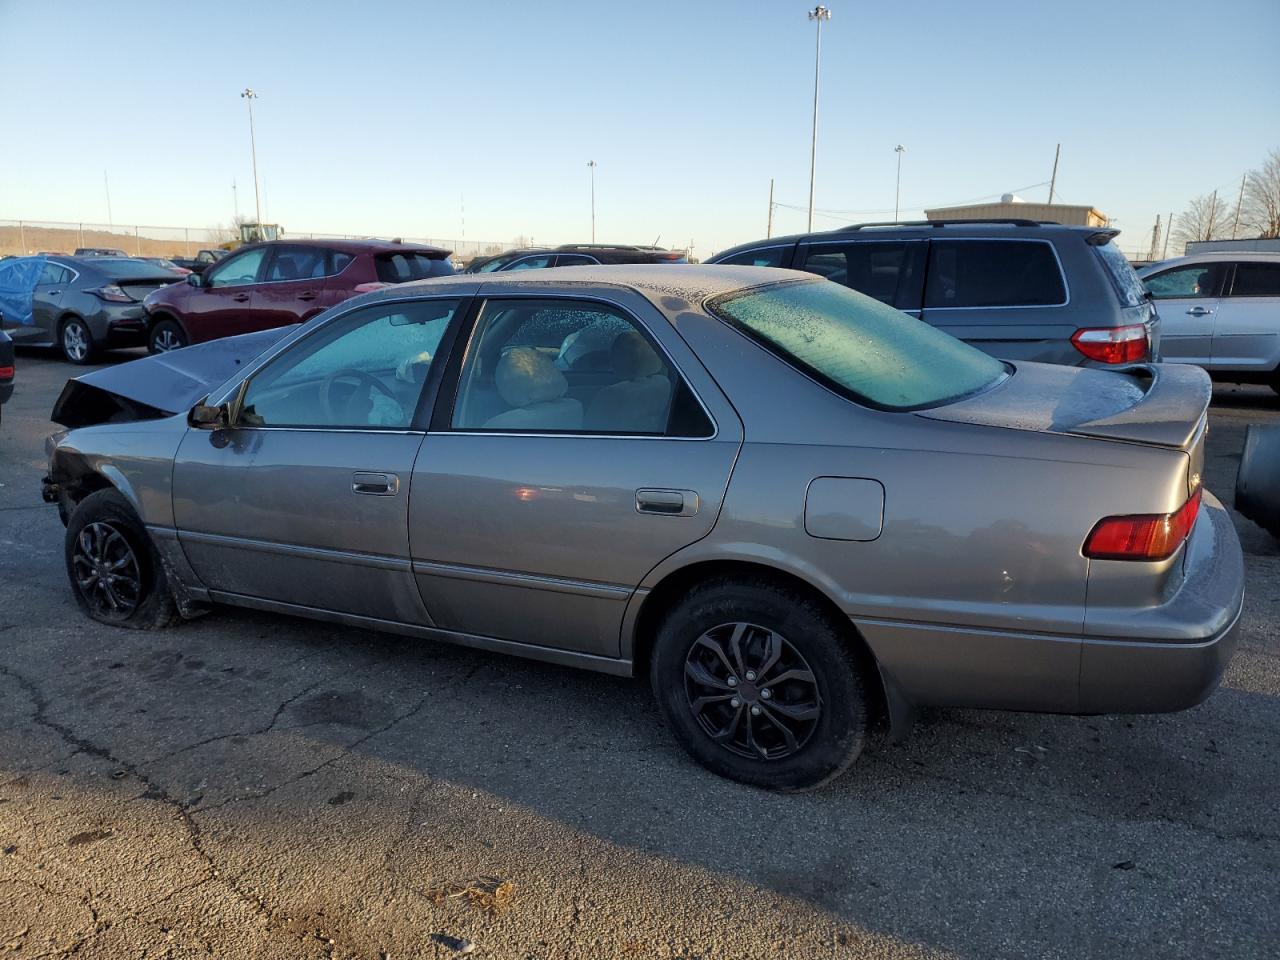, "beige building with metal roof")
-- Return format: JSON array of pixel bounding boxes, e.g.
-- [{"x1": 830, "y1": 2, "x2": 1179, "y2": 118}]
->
[{"x1": 924, "y1": 201, "x2": 1108, "y2": 227}]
